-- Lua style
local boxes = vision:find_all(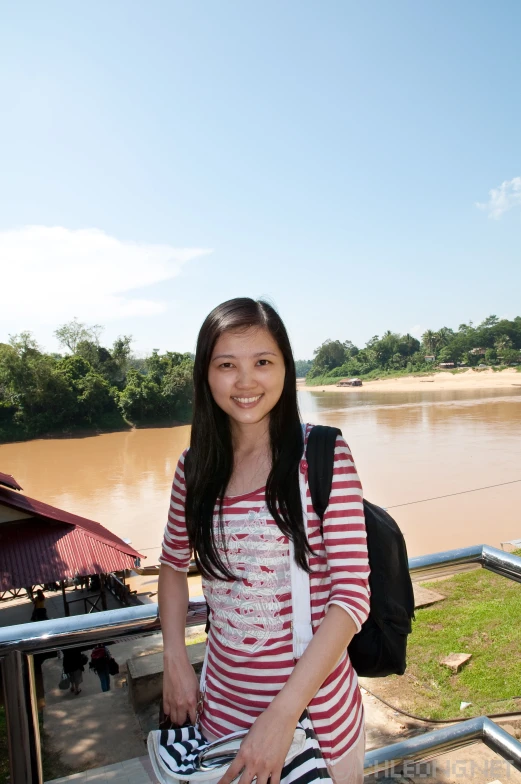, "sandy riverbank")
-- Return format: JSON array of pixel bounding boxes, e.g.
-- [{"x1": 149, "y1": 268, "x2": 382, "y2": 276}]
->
[{"x1": 298, "y1": 367, "x2": 521, "y2": 394}]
